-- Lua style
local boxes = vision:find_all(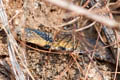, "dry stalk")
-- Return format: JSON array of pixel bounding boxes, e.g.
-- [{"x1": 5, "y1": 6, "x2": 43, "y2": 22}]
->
[
  {"x1": 46, "y1": 0, "x2": 120, "y2": 29},
  {"x1": 0, "y1": 0, "x2": 35, "y2": 80}
]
